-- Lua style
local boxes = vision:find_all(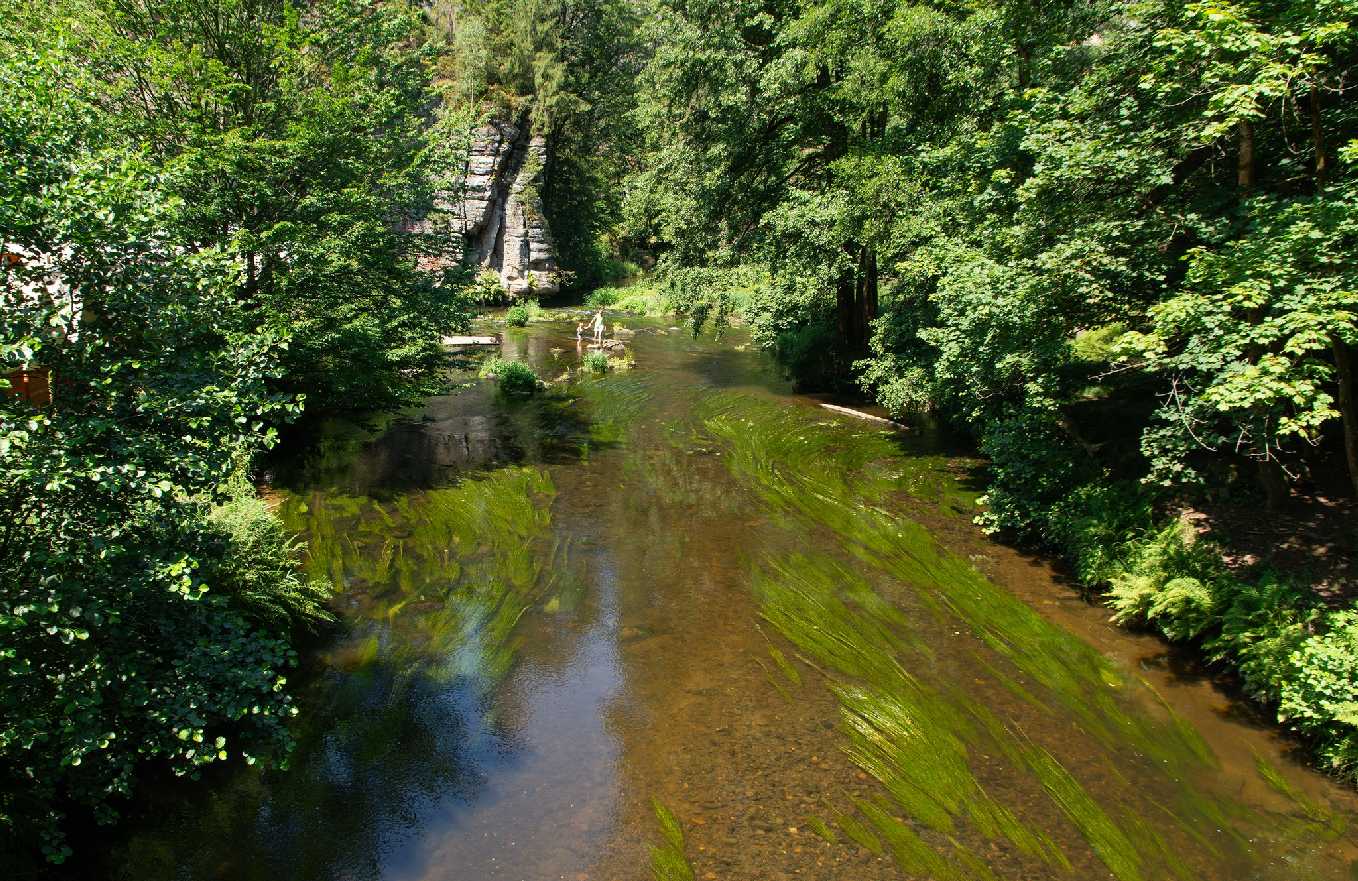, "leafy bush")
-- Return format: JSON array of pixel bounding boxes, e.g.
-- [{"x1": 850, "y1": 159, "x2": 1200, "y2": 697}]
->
[
  {"x1": 619, "y1": 289, "x2": 665, "y2": 315},
  {"x1": 585, "y1": 287, "x2": 622, "y2": 308},
  {"x1": 479, "y1": 357, "x2": 538, "y2": 396},
  {"x1": 203, "y1": 490, "x2": 333, "y2": 635},
  {"x1": 973, "y1": 410, "x2": 1087, "y2": 540},
  {"x1": 471, "y1": 269, "x2": 508, "y2": 304},
  {"x1": 771, "y1": 319, "x2": 847, "y2": 392},
  {"x1": 0, "y1": 52, "x2": 318, "y2": 860},
  {"x1": 505, "y1": 305, "x2": 531, "y2": 327},
  {"x1": 582, "y1": 351, "x2": 611, "y2": 372},
  {"x1": 1279, "y1": 612, "x2": 1358, "y2": 777},
  {"x1": 1104, "y1": 522, "x2": 1224, "y2": 640},
  {"x1": 1045, "y1": 482, "x2": 1151, "y2": 585},
  {"x1": 1209, "y1": 574, "x2": 1316, "y2": 701},
  {"x1": 1146, "y1": 577, "x2": 1217, "y2": 642}
]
